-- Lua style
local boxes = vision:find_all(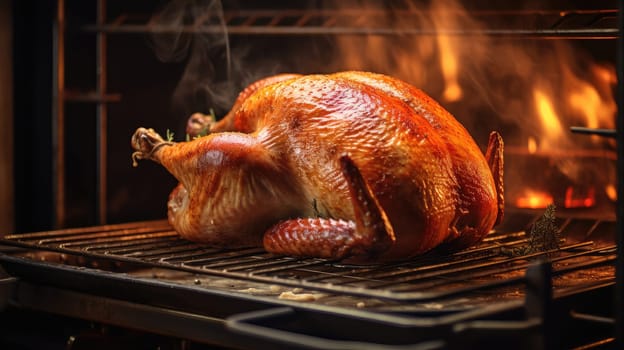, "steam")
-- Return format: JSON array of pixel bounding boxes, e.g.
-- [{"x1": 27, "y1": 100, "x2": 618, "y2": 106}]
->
[
  {"x1": 148, "y1": 0, "x2": 617, "y2": 149},
  {"x1": 148, "y1": 0, "x2": 235, "y2": 117}
]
